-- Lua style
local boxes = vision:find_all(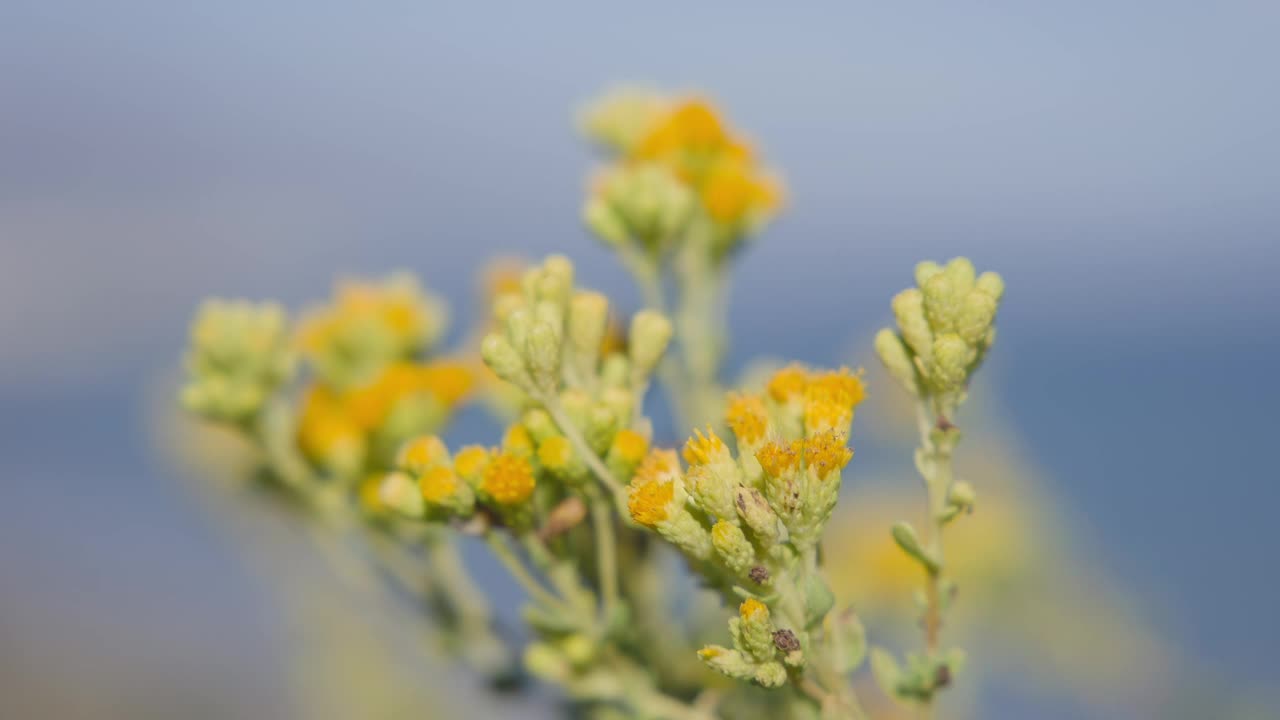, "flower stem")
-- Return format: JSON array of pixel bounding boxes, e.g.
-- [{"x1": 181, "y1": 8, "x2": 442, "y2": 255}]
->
[{"x1": 484, "y1": 531, "x2": 568, "y2": 612}]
